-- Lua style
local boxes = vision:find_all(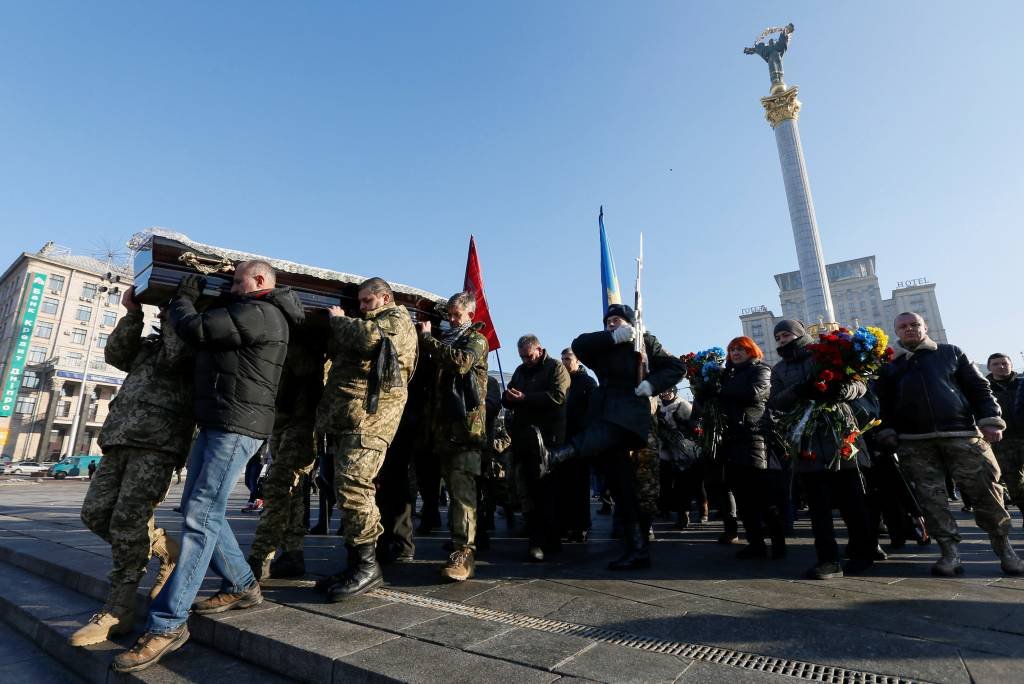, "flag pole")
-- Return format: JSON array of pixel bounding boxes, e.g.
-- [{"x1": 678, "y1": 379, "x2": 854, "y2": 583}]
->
[{"x1": 493, "y1": 352, "x2": 505, "y2": 389}]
